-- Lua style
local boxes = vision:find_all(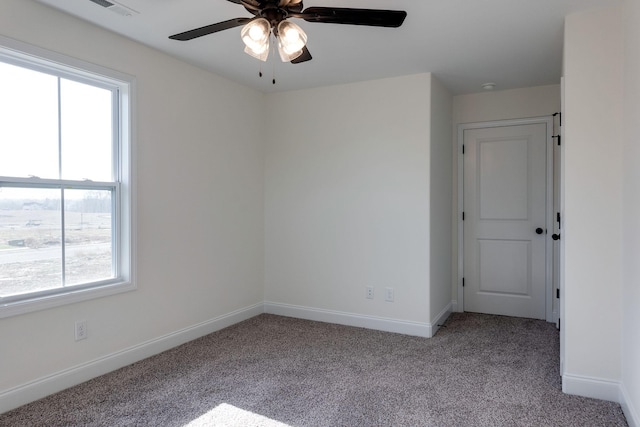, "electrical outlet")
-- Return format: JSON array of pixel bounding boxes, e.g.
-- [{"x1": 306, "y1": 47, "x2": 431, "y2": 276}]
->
[
  {"x1": 385, "y1": 287, "x2": 394, "y2": 302},
  {"x1": 366, "y1": 286, "x2": 374, "y2": 299},
  {"x1": 75, "y1": 320, "x2": 87, "y2": 341}
]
